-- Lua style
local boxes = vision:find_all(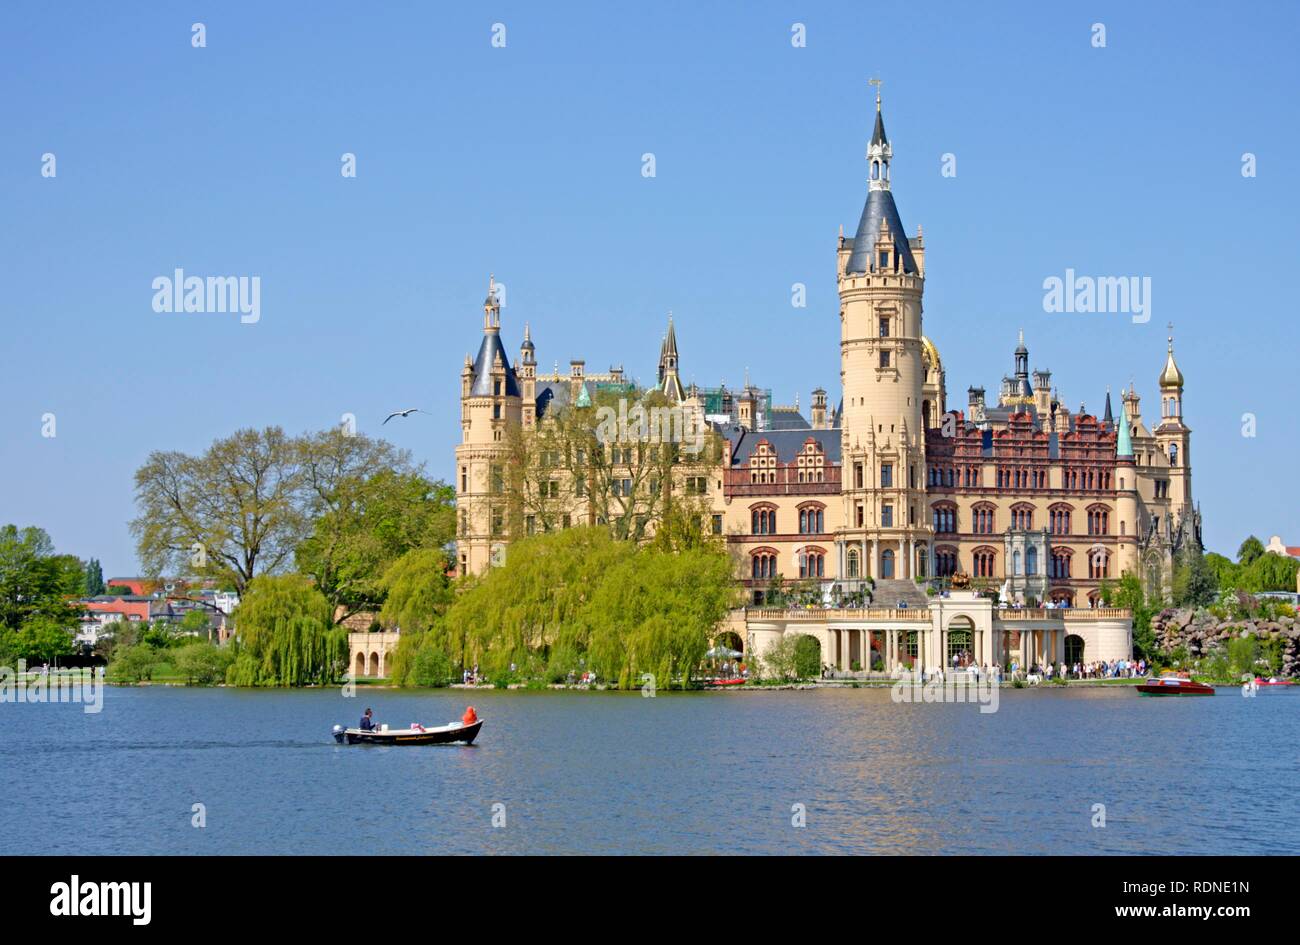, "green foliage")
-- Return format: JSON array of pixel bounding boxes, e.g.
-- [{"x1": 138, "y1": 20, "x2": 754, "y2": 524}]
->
[
  {"x1": 134, "y1": 426, "x2": 452, "y2": 603},
  {"x1": 378, "y1": 547, "x2": 454, "y2": 634},
  {"x1": 792, "y1": 633, "x2": 822, "y2": 679},
  {"x1": 1114, "y1": 572, "x2": 1159, "y2": 660},
  {"x1": 7, "y1": 616, "x2": 77, "y2": 665},
  {"x1": 1226, "y1": 635, "x2": 1259, "y2": 679},
  {"x1": 108, "y1": 643, "x2": 159, "y2": 683},
  {"x1": 1237, "y1": 536, "x2": 1265, "y2": 567},
  {"x1": 84, "y1": 558, "x2": 105, "y2": 597},
  {"x1": 421, "y1": 527, "x2": 736, "y2": 689},
  {"x1": 1173, "y1": 535, "x2": 1218, "y2": 607},
  {"x1": 759, "y1": 634, "x2": 799, "y2": 682},
  {"x1": 387, "y1": 631, "x2": 455, "y2": 688},
  {"x1": 225, "y1": 574, "x2": 345, "y2": 686},
  {"x1": 0, "y1": 525, "x2": 83, "y2": 634},
  {"x1": 179, "y1": 609, "x2": 212, "y2": 637},
  {"x1": 173, "y1": 642, "x2": 234, "y2": 685},
  {"x1": 1202, "y1": 538, "x2": 1296, "y2": 596}
]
